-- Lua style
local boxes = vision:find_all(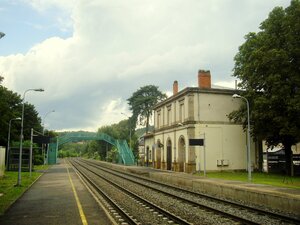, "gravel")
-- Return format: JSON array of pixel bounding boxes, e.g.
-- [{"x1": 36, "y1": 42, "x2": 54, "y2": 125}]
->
[{"x1": 72, "y1": 159, "x2": 297, "y2": 225}]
